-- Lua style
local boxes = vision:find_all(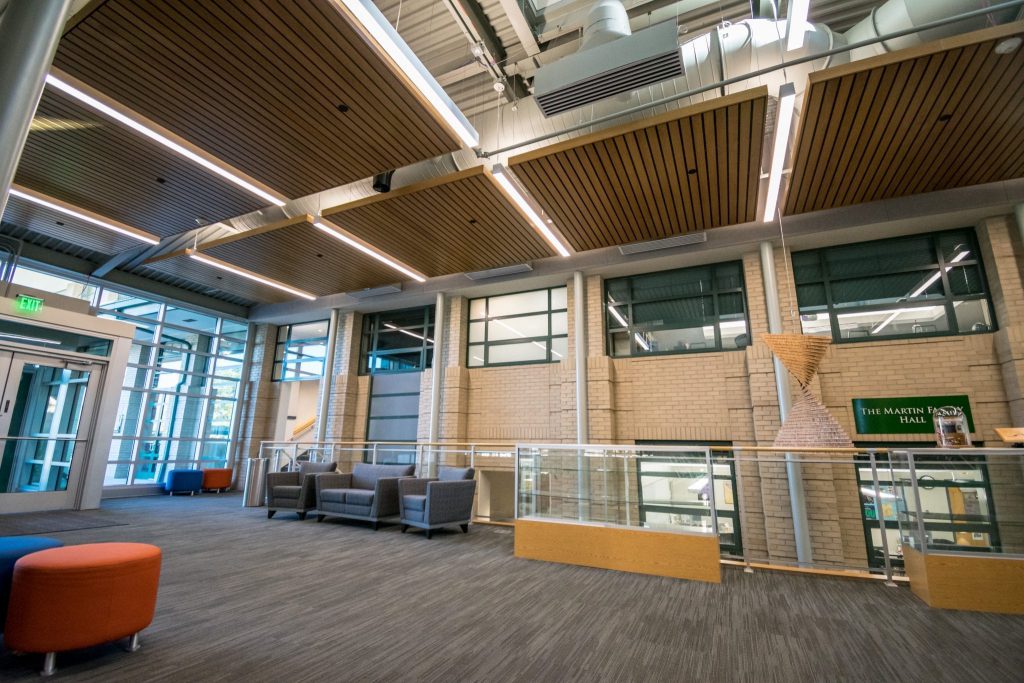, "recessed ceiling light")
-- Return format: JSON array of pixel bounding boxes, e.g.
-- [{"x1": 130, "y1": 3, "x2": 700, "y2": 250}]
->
[
  {"x1": 10, "y1": 186, "x2": 160, "y2": 245},
  {"x1": 55, "y1": 221, "x2": 64, "y2": 226},
  {"x1": 938, "y1": 113, "x2": 953, "y2": 123},
  {"x1": 995, "y1": 37, "x2": 1022, "y2": 54},
  {"x1": 45, "y1": 73, "x2": 288, "y2": 208},
  {"x1": 337, "y1": 103, "x2": 350, "y2": 113},
  {"x1": 156, "y1": 177, "x2": 166, "y2": 184},
  {"x1": 687, "y1": 168, "x2": 697, "y2": 175}
]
